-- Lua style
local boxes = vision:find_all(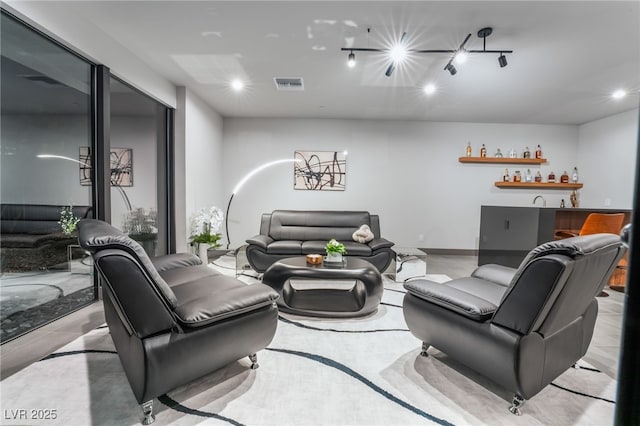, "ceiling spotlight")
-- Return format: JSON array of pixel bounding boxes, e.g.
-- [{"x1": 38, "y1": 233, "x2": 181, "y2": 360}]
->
[
  {"x1": 612, "y1": 89, "x2": 627, "y2": 99},
  {"x1": 231, "y1": 79, "x2": 244, "y2": 91},
  {"x1": 390, "y1": 43, "x2": 408, "y2": 64},
  {"x1": 423, "y1": 83, "x2": 436, "y2": 95},
  {"x1": 498, "y1": 53, "x2": 508, "y2": 68},
  {"x1": 445, "y1": 63, "x2": 457, "y2": 76},
  {"x1": 347, "y1": 51, "x2": 356, "y2": 68},
  {"x1": 453, "y1": 50, "x2": 468, "y2": 64}
]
